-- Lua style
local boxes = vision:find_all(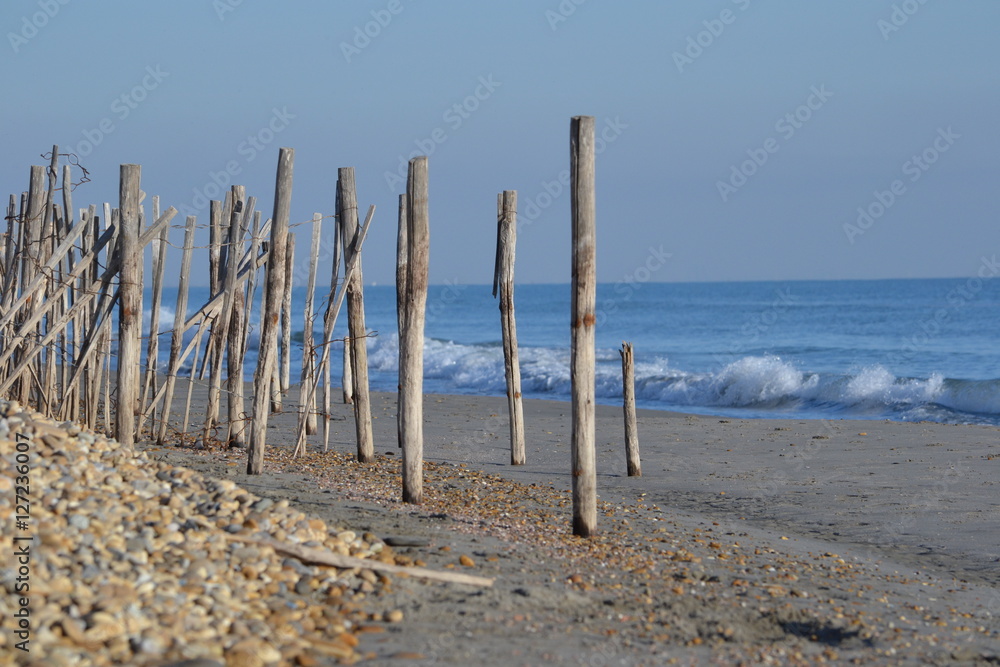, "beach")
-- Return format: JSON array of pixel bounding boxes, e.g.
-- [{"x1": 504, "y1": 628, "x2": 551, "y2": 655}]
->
[{"x1": 133, "y1": 386, "x2": 1000, "y2": 664}]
